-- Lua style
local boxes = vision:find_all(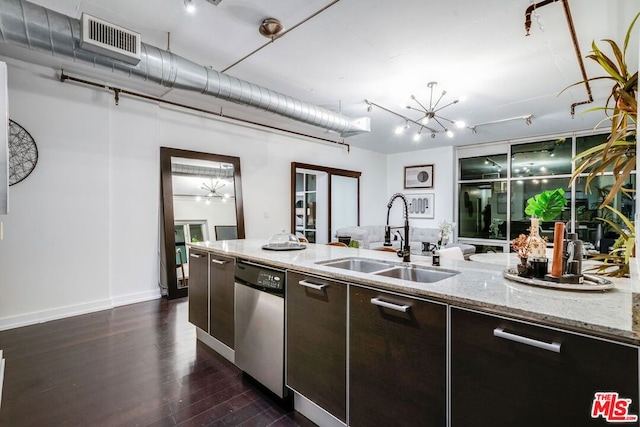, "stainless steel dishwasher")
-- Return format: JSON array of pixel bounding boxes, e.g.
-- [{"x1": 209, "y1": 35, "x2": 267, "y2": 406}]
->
[{"x1": 234, "y1": 260, "x2": 287, "y2": 398}]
